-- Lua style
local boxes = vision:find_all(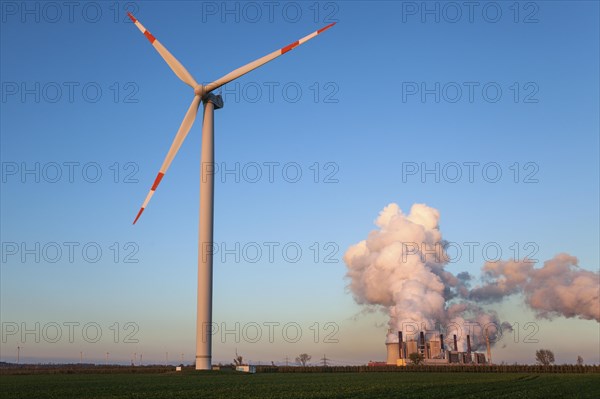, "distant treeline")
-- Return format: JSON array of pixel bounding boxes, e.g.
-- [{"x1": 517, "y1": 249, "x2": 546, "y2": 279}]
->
[
  {"x1": 2, "y1": 363, "x2": 598, "y2": 375},
  {"x1": 255, "y1": 365, "x2": 600, "y2": 374},
  {"x1": 0, "y1": 364, "x2": 174, "y2": 375}
]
